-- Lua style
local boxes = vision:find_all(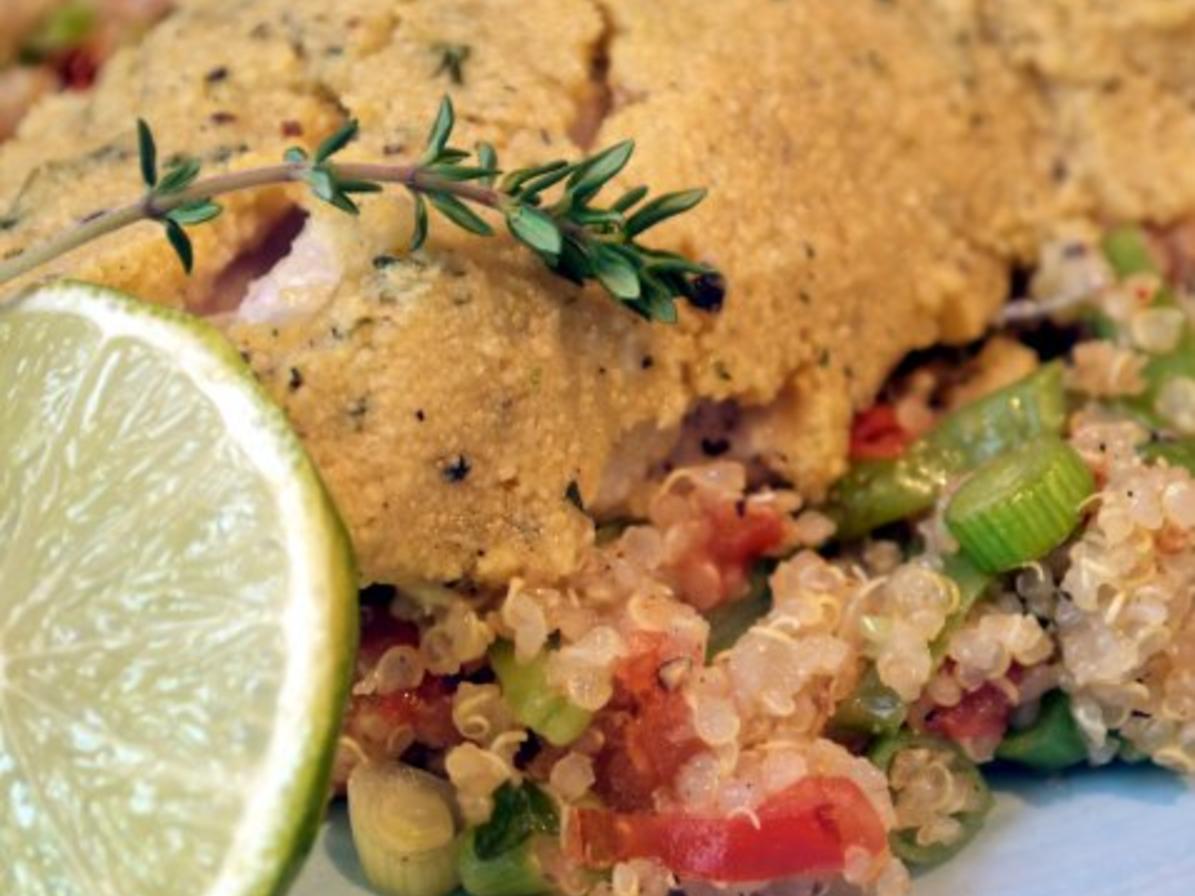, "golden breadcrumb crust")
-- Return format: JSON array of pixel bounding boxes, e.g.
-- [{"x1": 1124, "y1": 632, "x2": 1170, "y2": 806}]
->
[{"x1": 3, "y1": 0, "x2": 1195, "y2": 586}]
